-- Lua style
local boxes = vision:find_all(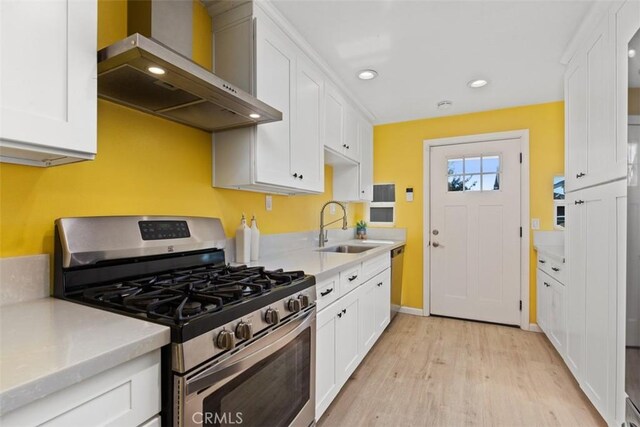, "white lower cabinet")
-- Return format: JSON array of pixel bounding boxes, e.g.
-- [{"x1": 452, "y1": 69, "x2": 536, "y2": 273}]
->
[
  {"x1": 565, "y1": 180, "x2": 626, "y2": 424},
  {"x1": 335, "y1": 291, "x2": 361, "y2": 384},
  {"x1": 537, "y1": 269, "x2": 565, "y2": 356},
  {"x1": 0, "y1": 350, "x2": 162, "y2": 427},
  {"x1": 315, "y1": 256, "x2": 392, "y2": 419}
]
